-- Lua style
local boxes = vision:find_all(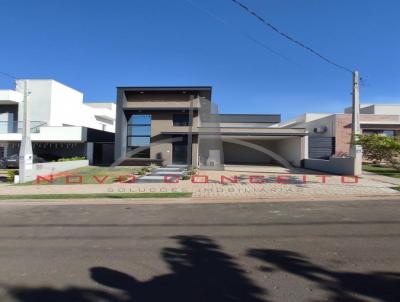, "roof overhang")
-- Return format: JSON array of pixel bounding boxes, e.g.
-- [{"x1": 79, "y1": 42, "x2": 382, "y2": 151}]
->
[{"x1": 0, "y1": 90, "x2": 22, "y2": 104}]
